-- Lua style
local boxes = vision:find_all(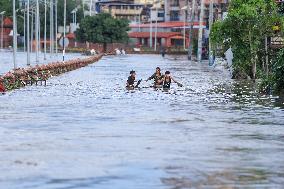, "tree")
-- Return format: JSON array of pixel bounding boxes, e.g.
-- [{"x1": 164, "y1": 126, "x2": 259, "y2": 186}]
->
[
  {"x1": 0, "y1": 0, "x2": 13, "y2": 16},
  {"x1": 75, "y1": 13, "x2": 130, "y2": 52},
  {"x1": 211, "y1": 0, "x2": 283, "y2": 80}
]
